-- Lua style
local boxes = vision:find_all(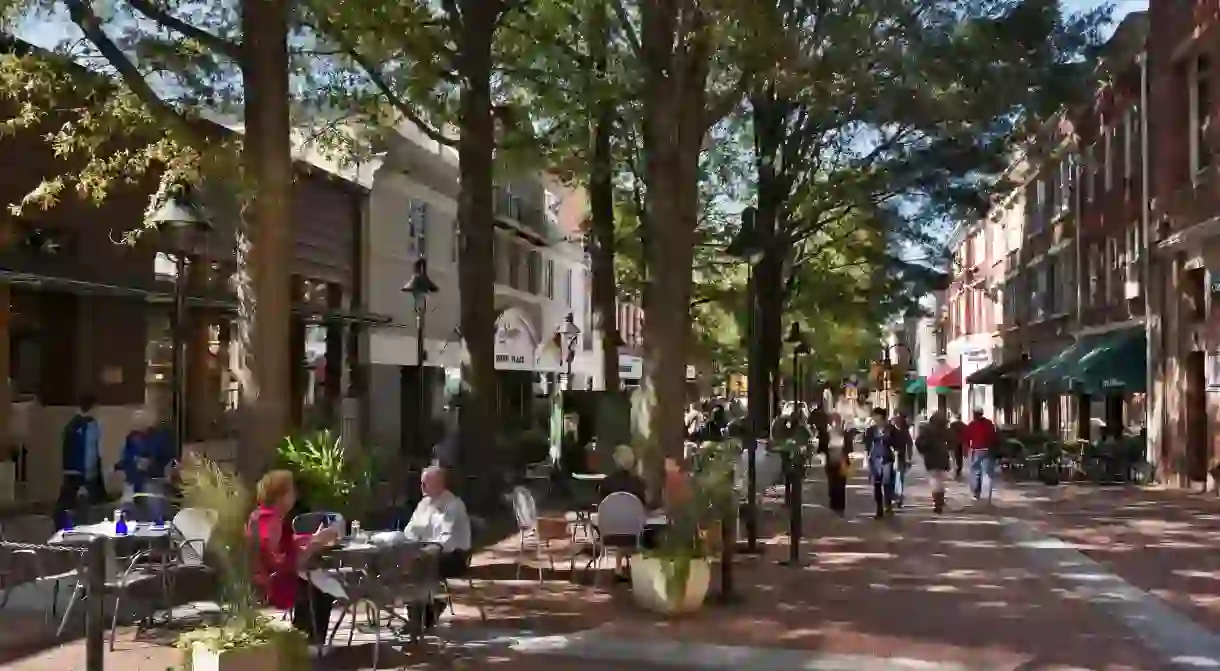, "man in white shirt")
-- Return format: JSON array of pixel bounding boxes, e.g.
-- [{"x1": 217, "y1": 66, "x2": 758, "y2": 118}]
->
[{"x1": 404, "y1": 466, "x2": 471, "y2": 628}]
